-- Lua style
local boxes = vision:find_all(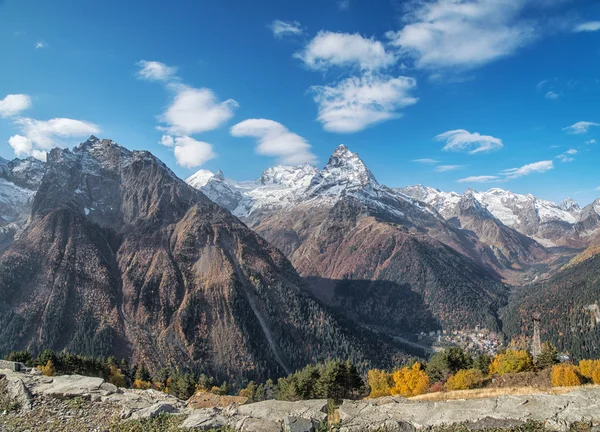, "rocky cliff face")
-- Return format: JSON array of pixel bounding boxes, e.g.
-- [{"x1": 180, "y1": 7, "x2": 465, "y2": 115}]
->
[
  {"x1": 0, "y1": 137, "x2": 406, "y2": 382},
  {"x1": 188, "y1": 146, "x2": 508, "y2": 333}
]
